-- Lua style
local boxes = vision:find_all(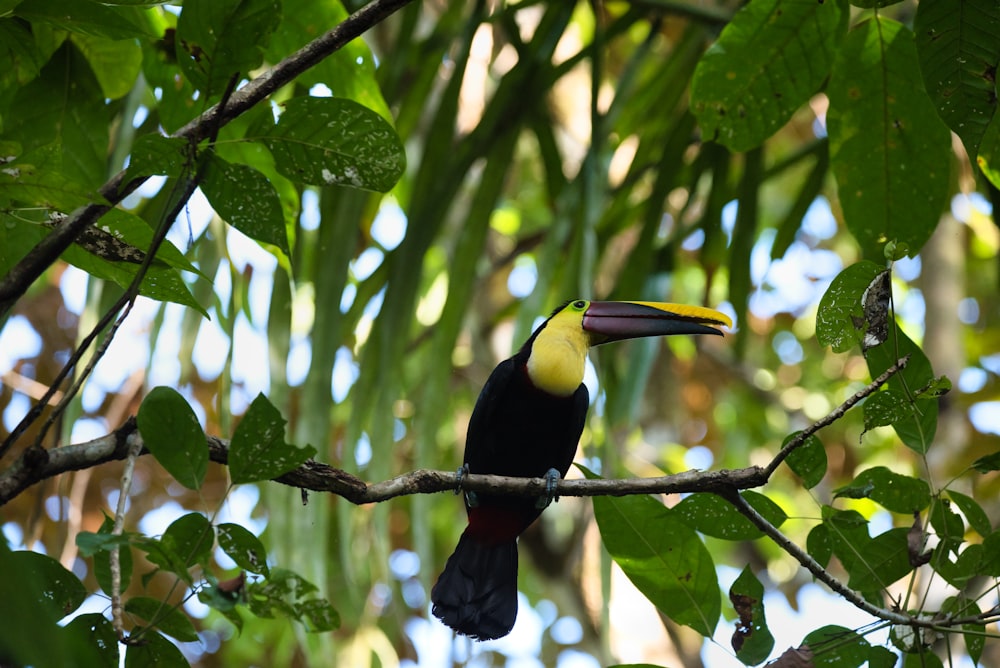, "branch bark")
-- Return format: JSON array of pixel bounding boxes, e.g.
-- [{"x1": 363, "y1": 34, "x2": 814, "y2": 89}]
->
[{"x1": 0, "y1": 0, "x2": 416, "y2": 318}]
